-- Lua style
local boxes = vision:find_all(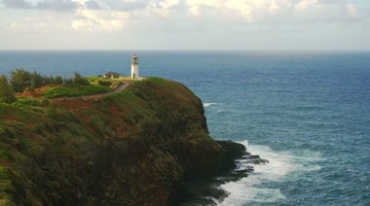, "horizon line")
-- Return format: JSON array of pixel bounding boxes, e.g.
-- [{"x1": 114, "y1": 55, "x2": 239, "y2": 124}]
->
[{"x1": 1, "y1": 49, "x2": 370, "y2": 53}]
